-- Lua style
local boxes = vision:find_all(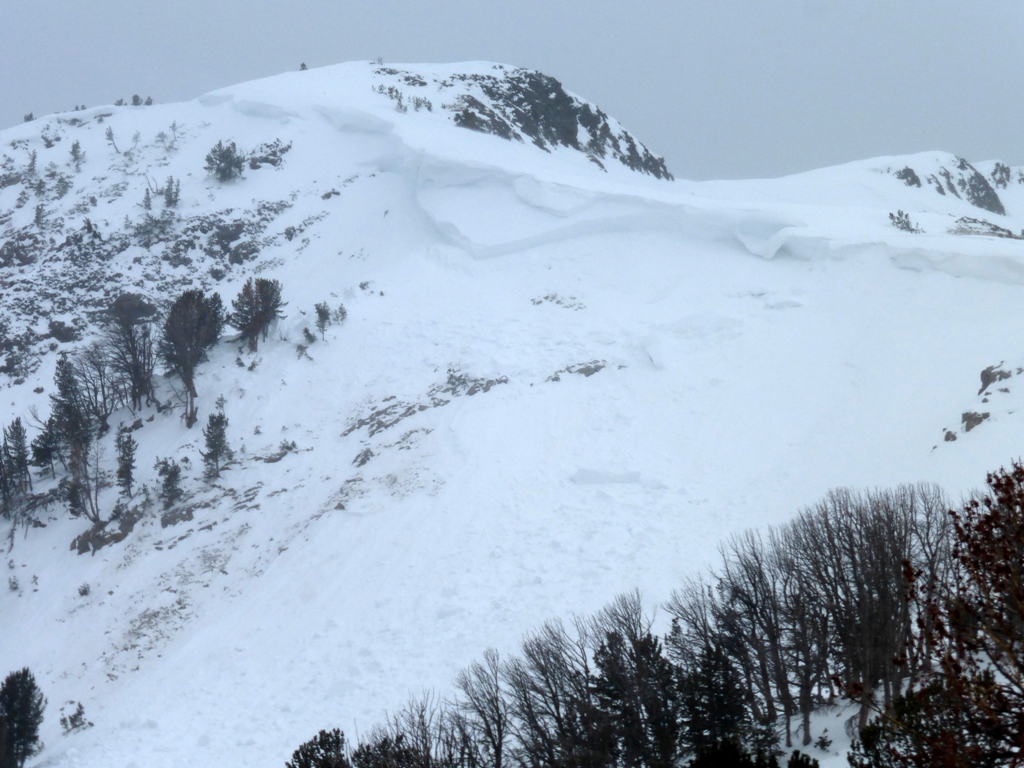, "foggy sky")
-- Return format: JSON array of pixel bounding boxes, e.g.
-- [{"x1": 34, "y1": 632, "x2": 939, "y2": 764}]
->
[{"x1": 1, "y1": 0, "x2": 1021, "y2": 180}]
